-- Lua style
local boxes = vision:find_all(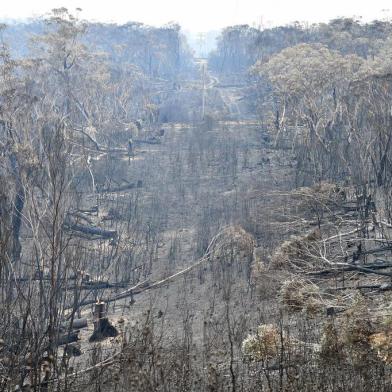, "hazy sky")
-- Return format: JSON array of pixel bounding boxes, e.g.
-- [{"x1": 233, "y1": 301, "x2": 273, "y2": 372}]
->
[{"x1": 1, "y1": 0, "x2": 392, "y2": 31}]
